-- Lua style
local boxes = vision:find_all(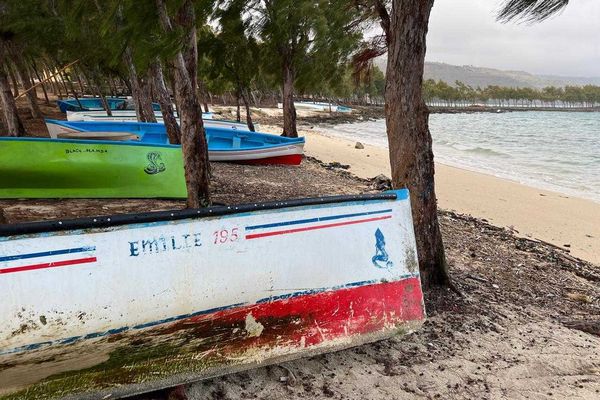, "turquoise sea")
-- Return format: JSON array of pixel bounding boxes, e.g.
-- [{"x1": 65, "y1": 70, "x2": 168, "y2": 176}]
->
[{"x1": 318, "y1": 111, "x2": 600, "y2": 203}]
